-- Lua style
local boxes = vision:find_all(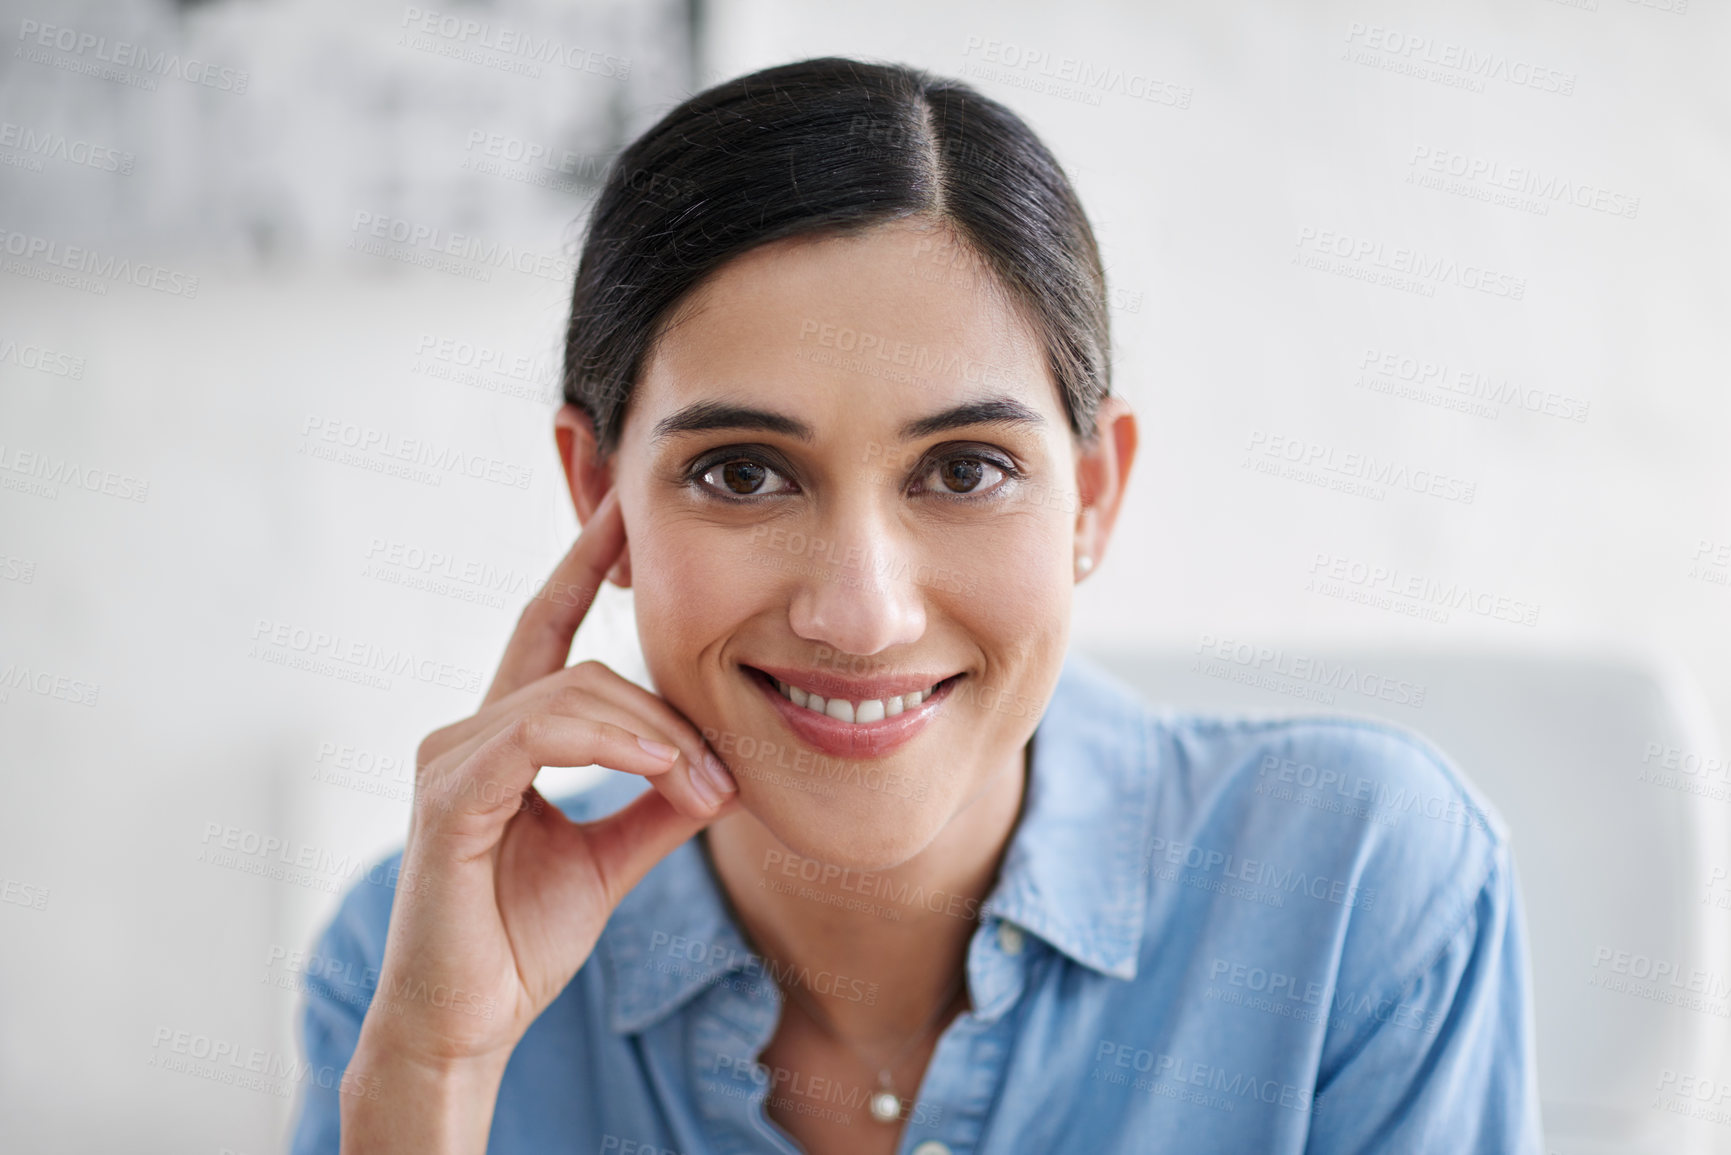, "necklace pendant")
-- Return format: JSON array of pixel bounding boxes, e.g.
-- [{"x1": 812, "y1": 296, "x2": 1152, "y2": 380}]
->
[{"x1": 869, "y1": 1089, "x2": 902, "y2": 1123}]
